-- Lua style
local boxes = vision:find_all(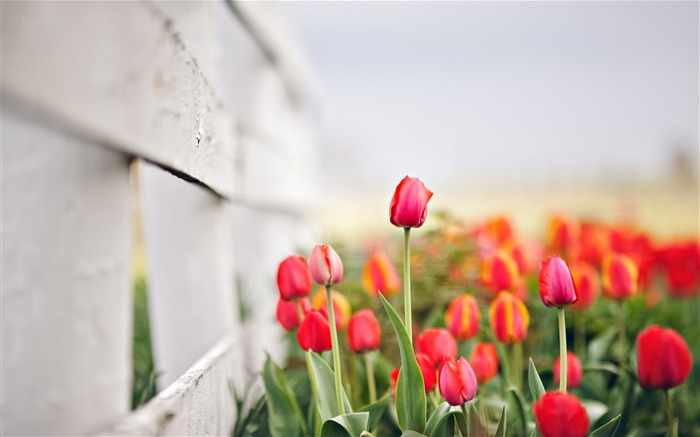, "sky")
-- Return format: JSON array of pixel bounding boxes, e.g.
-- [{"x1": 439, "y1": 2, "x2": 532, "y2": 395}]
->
[{"x1": 277, "y1": 1, "x2": 699, "y2": 196}]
